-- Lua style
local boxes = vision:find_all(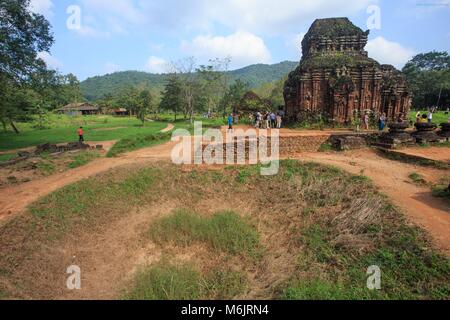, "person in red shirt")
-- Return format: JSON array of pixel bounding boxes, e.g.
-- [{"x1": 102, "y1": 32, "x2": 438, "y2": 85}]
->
[{"x1": 78, "y1": 127, "x2": 84, "y2": 143}]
